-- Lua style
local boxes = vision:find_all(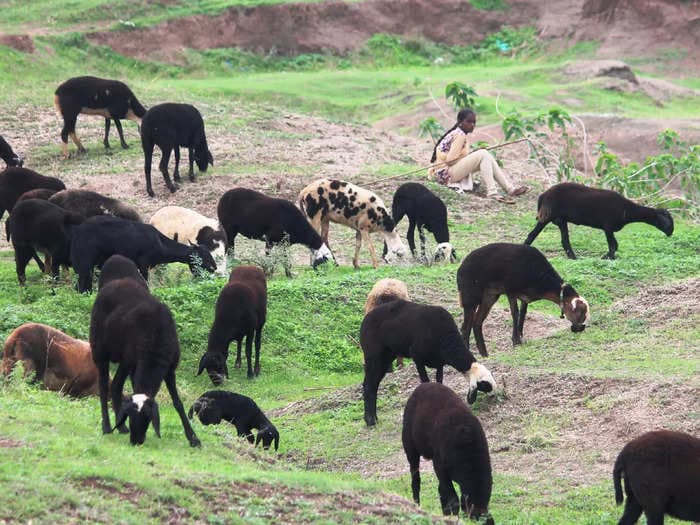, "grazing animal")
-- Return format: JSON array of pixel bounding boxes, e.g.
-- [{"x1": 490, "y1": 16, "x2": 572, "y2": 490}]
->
[
  {"x1": 6, "y1": 199, "x2": 83, "y2": 284},
  {"x1": 54, "y1": 76, "x2": 146, "y2": 158},
  {"x1": 613, "y1": 430, "x2": 700, "y2": 525},
  {"x1": 217, "y1": 187, "x2": 333, "y2": 276},
  {"x1": 198, "y1": 265, "x2": 267, "y2": 385},
  {"x1": 1, "y1": 323, "x2": 102, "y2": 397},
  {"x1": 49, "y1": 189, "x2": 141, "y2": 222},
  {"x1": 90, "y1": 254, "x2": 200, "y2": 447},
  {"x1": 403, "y1": 383, "x2": 494, "y2": 522},
  {"x1": 364, "y1": 277, "x2": 411, "y2": 369},
  {"x1": 140, "y1": 103, "x2": 213, "y2": 197},
  {"x1": 70, "y1": 215, "x2": 217, "y2": 293},
  {"x1": 457, "y1": 243, "x2": 590, "y2": 357},
  {"x1": 149, "y1": 205, "x2": 228, "y2": 277},
  {"x1": 0, "y1": 167, "x2": 66, "y2": 220},
  {"x1": 298, "y1": 178, "x2": 408, "y2": 268},
  {"x1": 360, "y1": 298, "x2": 496, "y2": 426},
  {"x1": 524, "y1": 182, "x2": 674, "y2": 259},
  {"x1": 17, "y1": 188, "x2": 60, "y2": 203},
  {"x1": 188, "y1": 390, "x2": 279, "y2": 451},
  {"x1": 0, "y1": 135, "x2": 23, "y2": 167},
  {"x1": 390, "y1": 182, "x2": 456, "y2": 262}
]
